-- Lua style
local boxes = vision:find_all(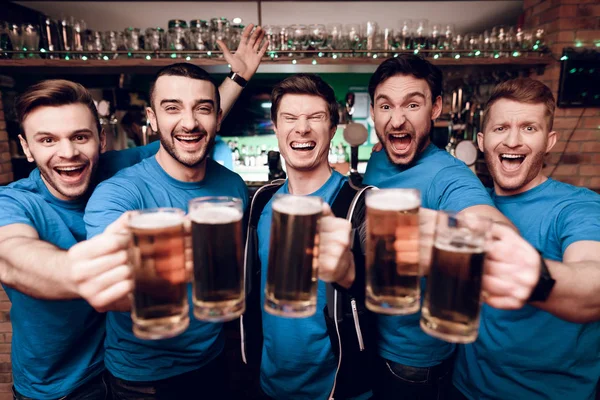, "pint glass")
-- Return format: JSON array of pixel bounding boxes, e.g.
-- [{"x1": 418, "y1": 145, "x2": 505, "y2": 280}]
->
[
  {"x1": 265, "y1": 194, "x2": 323, "y2": 318},
  {"x1": 189, "y1": 197, "x2": 245, "y2": 322},
  {"x1": 420, "y1": 211, "x2": 491, "y2": 343},
  {"x1": 365, "y1": 188, "x2": 421, "y2": 315},
  {"x1": 128, "y1": 208, "x2": 189, "y2": 340}
]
